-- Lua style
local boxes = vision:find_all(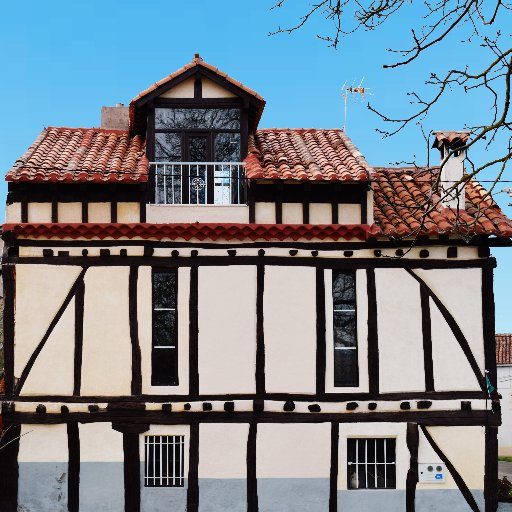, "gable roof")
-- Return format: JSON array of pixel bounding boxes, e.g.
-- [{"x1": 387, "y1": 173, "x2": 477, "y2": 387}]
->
[
  {"x1": 6, "y1": 127, "x2": 148, "y2": 183},
  {"x1": 371, "y1": 167, "x2": 512, "y2": 238},
  {"x1": 497, "y1": 334, "x2": 512, "y2": 365},
  {"x1": 129, "y1": 55, "x2": 265, "y2": 134},
  {"x1": 246, "y1": 129, "x2": 371, "y2": 181}
]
